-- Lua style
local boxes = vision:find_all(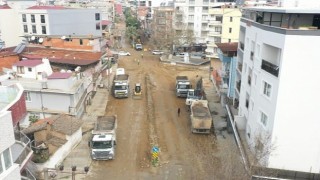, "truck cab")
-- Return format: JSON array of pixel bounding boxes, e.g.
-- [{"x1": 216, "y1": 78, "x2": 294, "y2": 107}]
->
[
  {"x1": 176, "y1": 82, "x2": 192, "y2": 97},
  {"x1": 135, "y1": 44, "x2": 143, "y2": 51},
  {"x1": 90, "y1": 134, "x2": 116, "y2": 160}
]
